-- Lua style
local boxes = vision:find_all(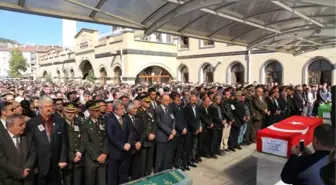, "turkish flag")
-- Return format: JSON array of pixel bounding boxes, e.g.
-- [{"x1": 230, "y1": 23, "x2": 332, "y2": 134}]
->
[{"x1": 257, "y1": 116, "x2": 323, "y2": 157}]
